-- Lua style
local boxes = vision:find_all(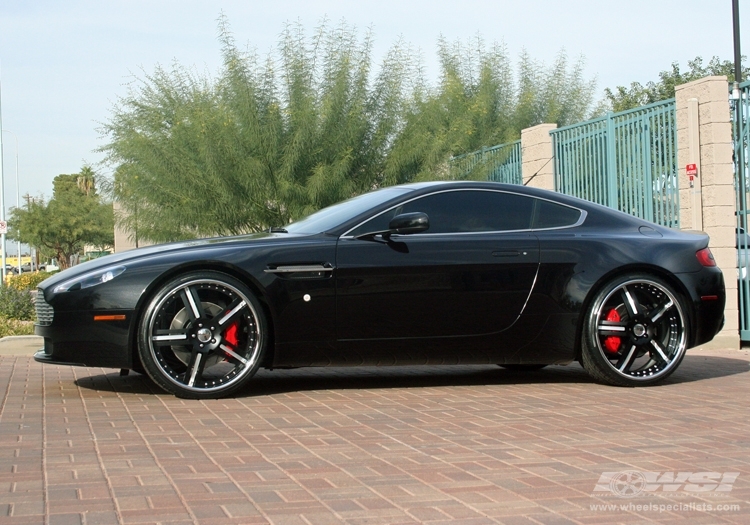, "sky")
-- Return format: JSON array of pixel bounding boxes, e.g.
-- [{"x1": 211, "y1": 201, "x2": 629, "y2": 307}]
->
[{"x1": 0, "y1": 0, "x2": 746, "y2": 213}]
